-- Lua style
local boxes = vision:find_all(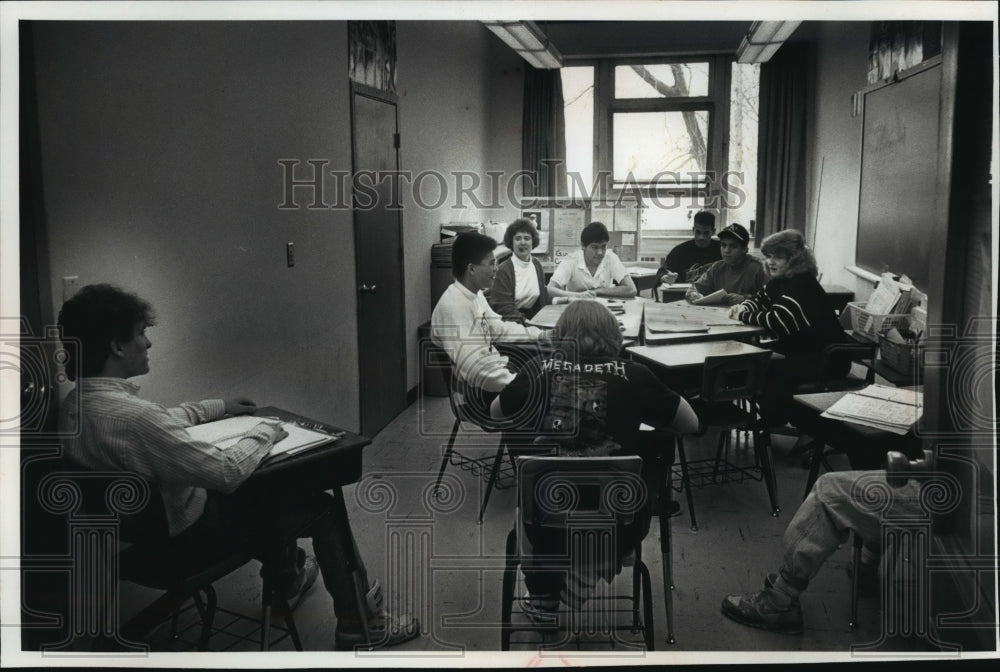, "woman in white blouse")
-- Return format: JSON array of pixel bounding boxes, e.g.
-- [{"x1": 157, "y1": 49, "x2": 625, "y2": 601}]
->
[{"x1": 488, "y1": 218, "x2": 549, "y2": 323}]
